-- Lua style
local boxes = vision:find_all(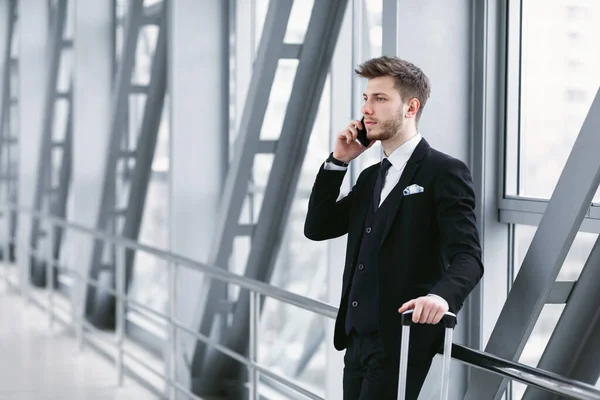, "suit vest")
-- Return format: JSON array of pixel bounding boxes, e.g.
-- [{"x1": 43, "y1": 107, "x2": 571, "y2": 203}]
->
[{"x1": 345, "y1": 195, "x2": 395, "y2": 335}]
